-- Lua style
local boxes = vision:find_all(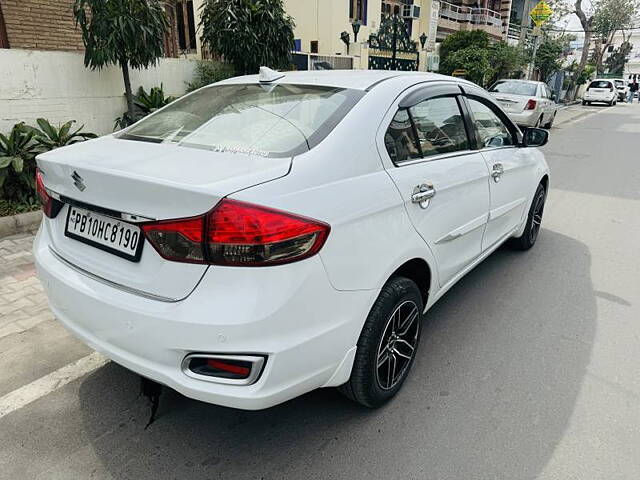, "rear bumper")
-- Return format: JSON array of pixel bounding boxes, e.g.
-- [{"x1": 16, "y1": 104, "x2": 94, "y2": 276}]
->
[
  {"x1": 507, "y1": 110, "x2": 540, "y2": 127},
  {"x1": 34, "y1": 226, "x2": 378, "y2": 410},
  {"x1": 583, "y1": 92, "x2": 616, "y2": 103}
]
